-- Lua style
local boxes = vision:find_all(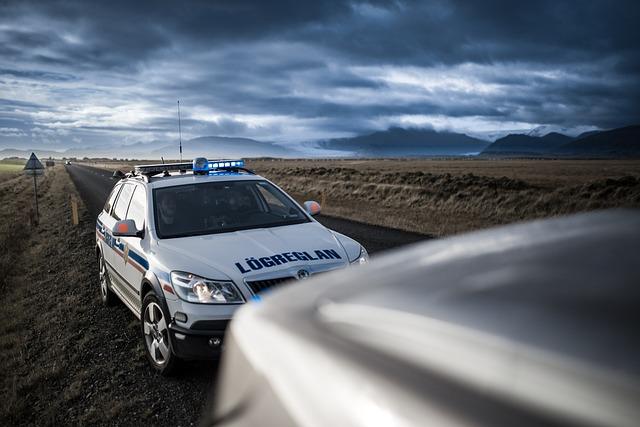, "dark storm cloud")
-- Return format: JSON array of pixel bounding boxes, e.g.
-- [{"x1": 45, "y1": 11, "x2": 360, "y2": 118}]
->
[
  {"x1": 0, "y1": 98, "x2": 49, "y2": 110},
  {"x1": 0, "y1": 0, "x2": 638, "y2": 149},
  {"x1": 0, "y1": 68, "x2": 78, "y2": 82},
  {"x1": 78, "y1": 126, "x2": 169, "y2": 133}
]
